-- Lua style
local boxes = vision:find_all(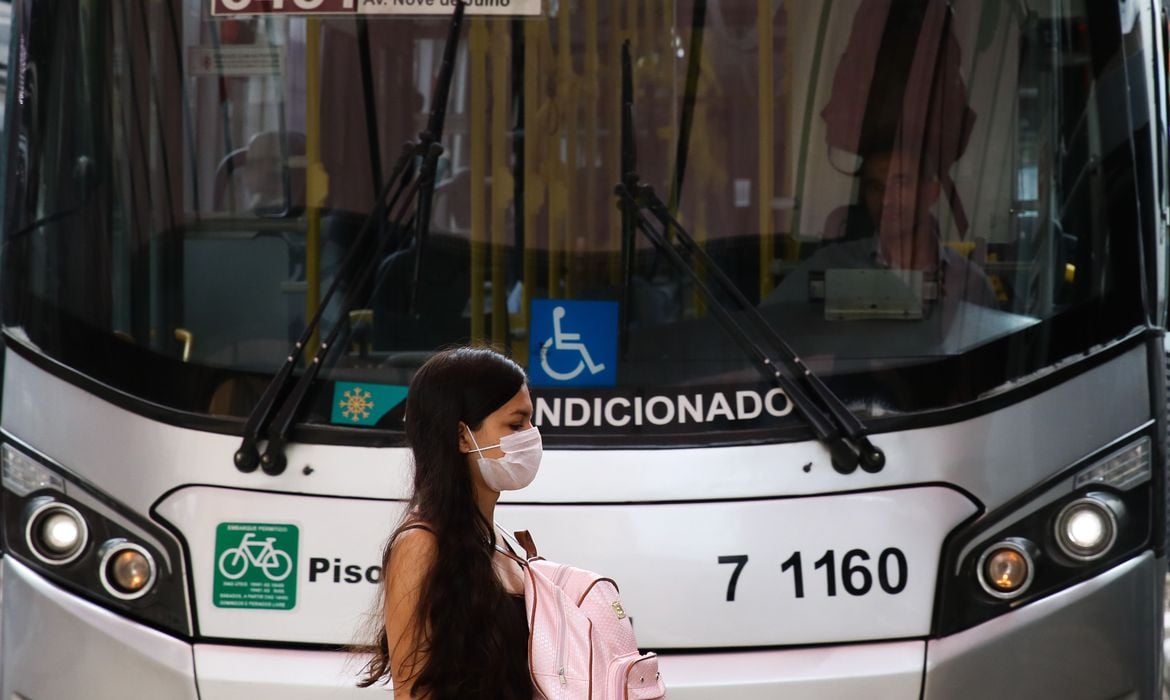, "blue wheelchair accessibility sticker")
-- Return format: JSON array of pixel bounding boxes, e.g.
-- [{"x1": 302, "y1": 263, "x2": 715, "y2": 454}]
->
[{"x1": 529, "y1": 300, "x2": 618, "y2": 387}]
